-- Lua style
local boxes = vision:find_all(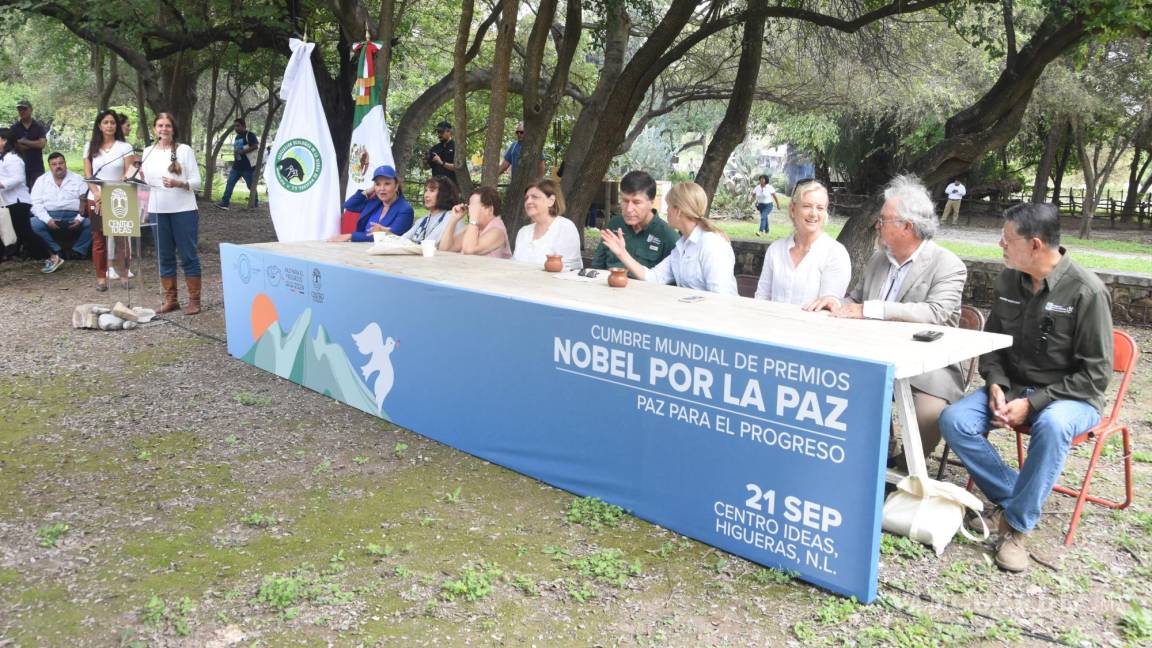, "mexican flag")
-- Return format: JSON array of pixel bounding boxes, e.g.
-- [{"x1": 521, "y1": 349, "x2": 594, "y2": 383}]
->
[
  {"x1": 346, "y1": 40, "x2": 396, "y2": 199},
  {"x1": 264, "y1": 38, "x2": 340, "y2": 241}
]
